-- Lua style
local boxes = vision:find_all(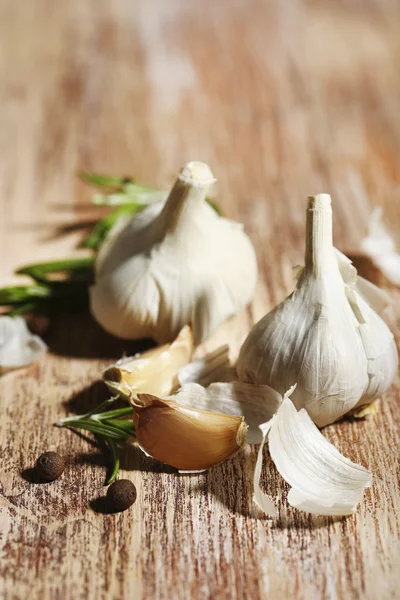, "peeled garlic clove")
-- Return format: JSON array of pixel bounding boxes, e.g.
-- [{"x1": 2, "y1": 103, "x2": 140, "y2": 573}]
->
[
  {"x1": 103, "y1": 325, "x2": 193, "y2": 399},
  {"x1": 0, "y1": 316, "x2": 47, "y2": 373},
  {"x1": 237, "y1": 194, "x2": 398, "y2": 427},
  {"x1": 132, "y1": 394, "x2": 247, "y2": 470},
  {"x1": 90, "y1": 161, "x2": 258, "y2": 344}
]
